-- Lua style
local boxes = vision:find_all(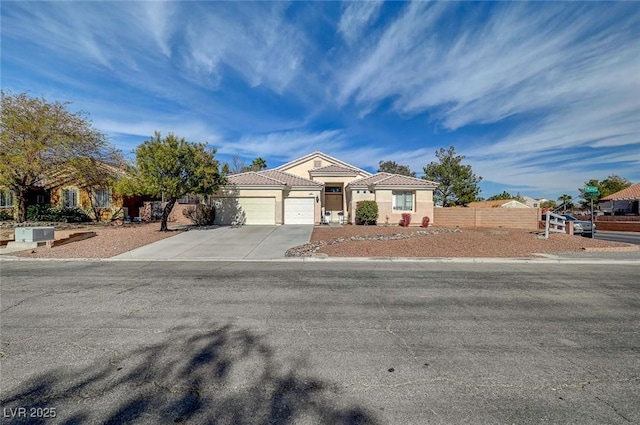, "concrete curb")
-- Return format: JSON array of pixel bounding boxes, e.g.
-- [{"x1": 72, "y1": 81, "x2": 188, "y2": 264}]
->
[{"x1": 1, "y1": 255, "x2": 639, "y2": 265}]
